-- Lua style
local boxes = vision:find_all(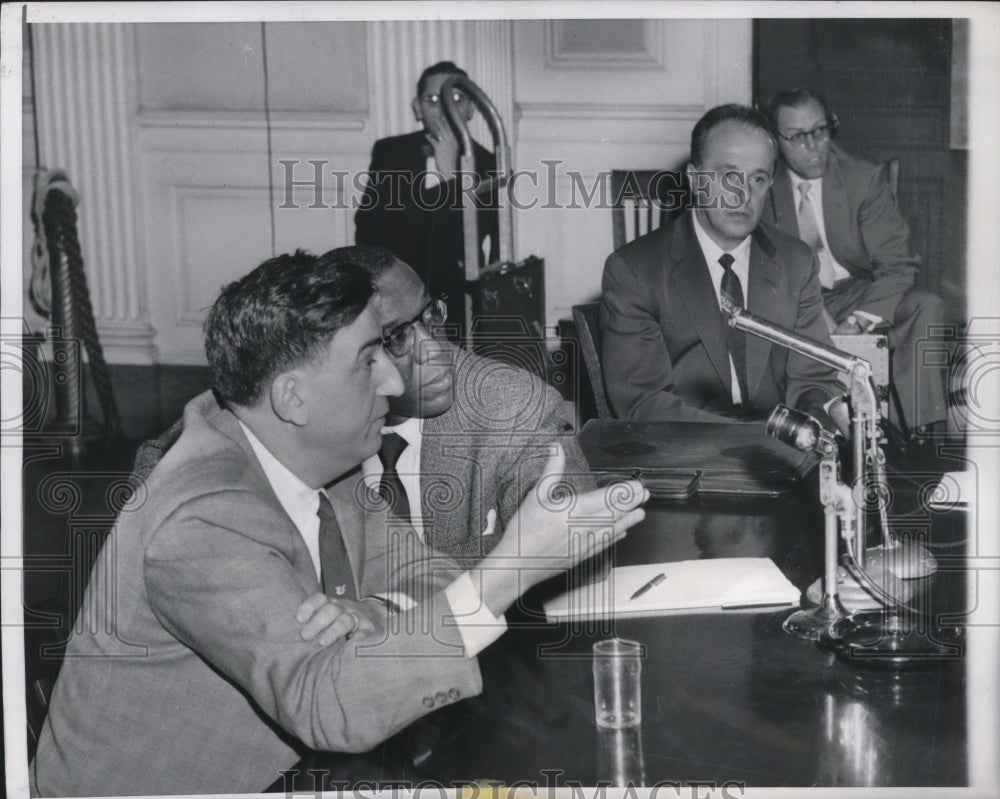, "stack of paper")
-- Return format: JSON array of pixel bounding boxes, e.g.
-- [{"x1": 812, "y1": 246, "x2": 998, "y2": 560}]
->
[
  {"x1": 926, "y1": 471, "x2": 974, "y2": 510},
  {"x1": 544, "y1": 558, "x2": 800, "y2": 621}
]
